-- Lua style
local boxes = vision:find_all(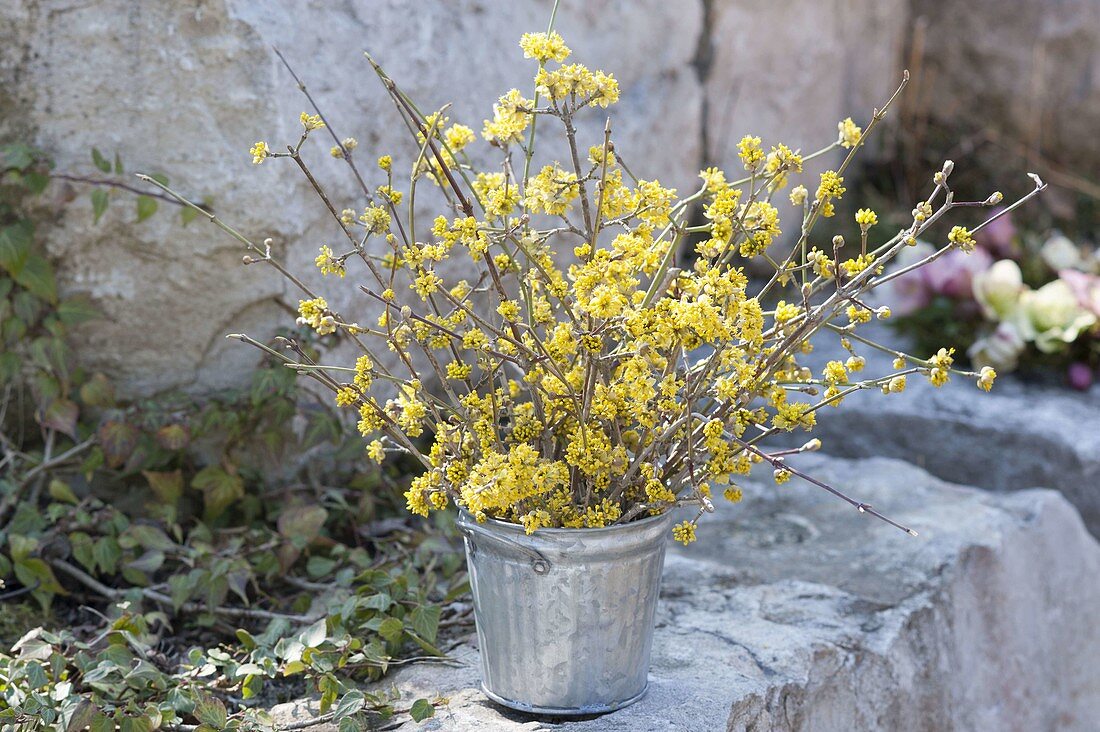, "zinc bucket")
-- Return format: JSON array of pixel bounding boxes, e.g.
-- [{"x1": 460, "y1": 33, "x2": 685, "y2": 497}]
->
[{"x1": 456, "y1": 509, "x2": 676, "y2": 715}]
